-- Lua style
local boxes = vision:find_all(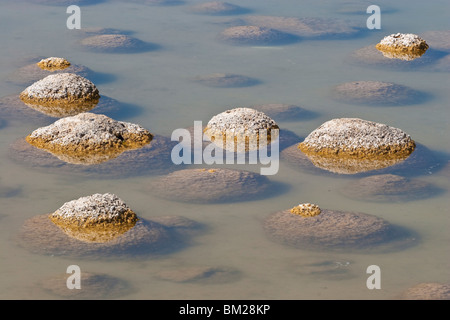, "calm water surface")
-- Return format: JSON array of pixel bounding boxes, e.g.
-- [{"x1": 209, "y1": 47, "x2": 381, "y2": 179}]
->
[{"x1": 0, "y1": 0, "x2": 449, "y2": 299}]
